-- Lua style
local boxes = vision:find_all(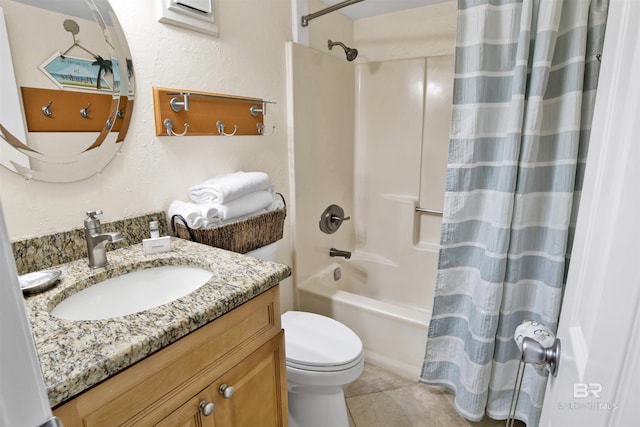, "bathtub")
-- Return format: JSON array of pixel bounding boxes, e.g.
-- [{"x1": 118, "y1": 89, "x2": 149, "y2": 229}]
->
[{"x1": 297, "y1": 252, "x2": 436, "y2": 380}]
